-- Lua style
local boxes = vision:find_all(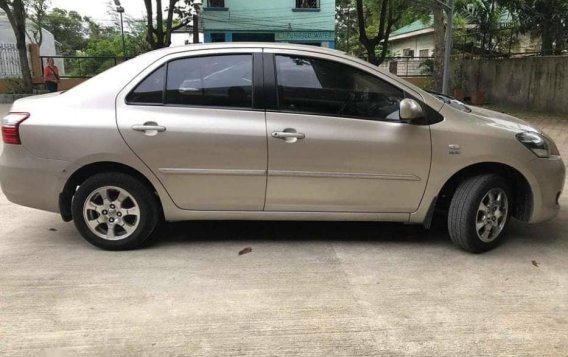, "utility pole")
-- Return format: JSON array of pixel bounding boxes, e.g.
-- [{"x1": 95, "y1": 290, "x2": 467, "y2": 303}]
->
[
  {"x1": 346, "y1": 7, "x2": 351, "y2": 53},
  {"x1": 114, "y1": 0, "x2": 126, "y2": 57},
  {"x1": 439, "y1": 0, "x2": 455, "y2": 95},
  {"x1": 193, "y1": 14, "x2": 199, "y2": 44}
]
